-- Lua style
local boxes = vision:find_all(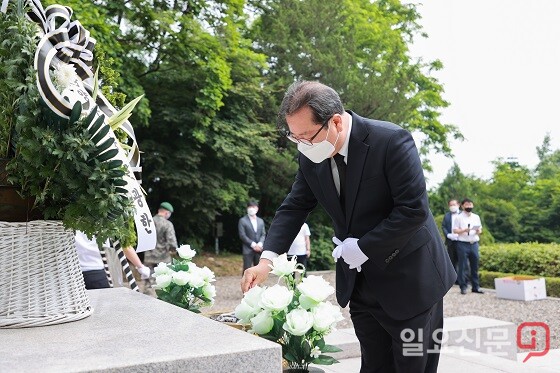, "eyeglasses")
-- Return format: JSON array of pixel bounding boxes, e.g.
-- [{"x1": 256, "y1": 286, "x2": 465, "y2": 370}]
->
[{"x1": 281, "y1": 118, "x2": 331, "y2": 146}]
